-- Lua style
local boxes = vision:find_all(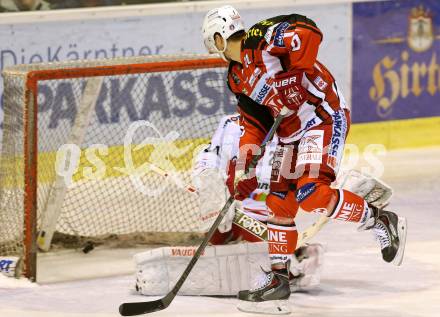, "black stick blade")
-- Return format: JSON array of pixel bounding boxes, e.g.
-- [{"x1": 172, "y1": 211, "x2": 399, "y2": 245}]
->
[{"x1": 119, "y1": 299, "x2": 166, "y2": 316}]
